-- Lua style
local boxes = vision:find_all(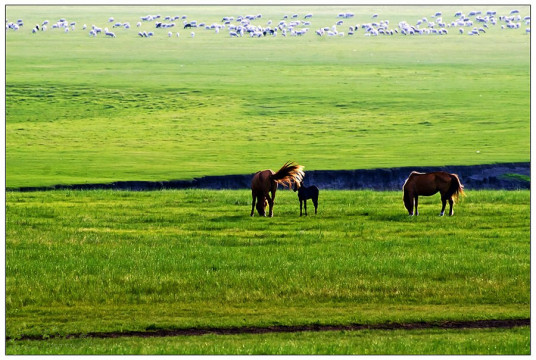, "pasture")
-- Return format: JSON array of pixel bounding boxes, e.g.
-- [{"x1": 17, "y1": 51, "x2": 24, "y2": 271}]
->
[
  {"x1": 5, "y1": 5, "x2": 531, "y2": 355},
  {"x1": 5, "y1": 189, "x2": 531, "y2": 354},
  {"x1": 5, "y1": 5, "x2": 530, "y2": 188}
]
